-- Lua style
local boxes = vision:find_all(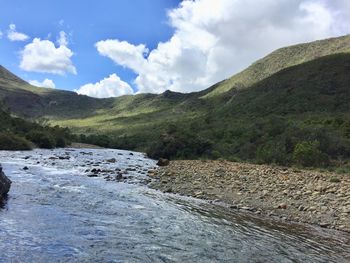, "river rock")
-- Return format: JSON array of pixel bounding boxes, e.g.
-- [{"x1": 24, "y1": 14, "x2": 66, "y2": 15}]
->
[
  {"x1": 115, "y1": 173, "x2": 123, "y2": 181},
  {"x1": 157, "y1": 158, "x2": 170, "y2": 166},
  {"x1": 0, "y1": 165, "x2": 11, "y2": 197},
  {"x1": 278, "y1": 203, "x2": 287, "y2": 209},
  {"x1": 150, "y1": 159, "x2": 350, "y2": 232}
]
